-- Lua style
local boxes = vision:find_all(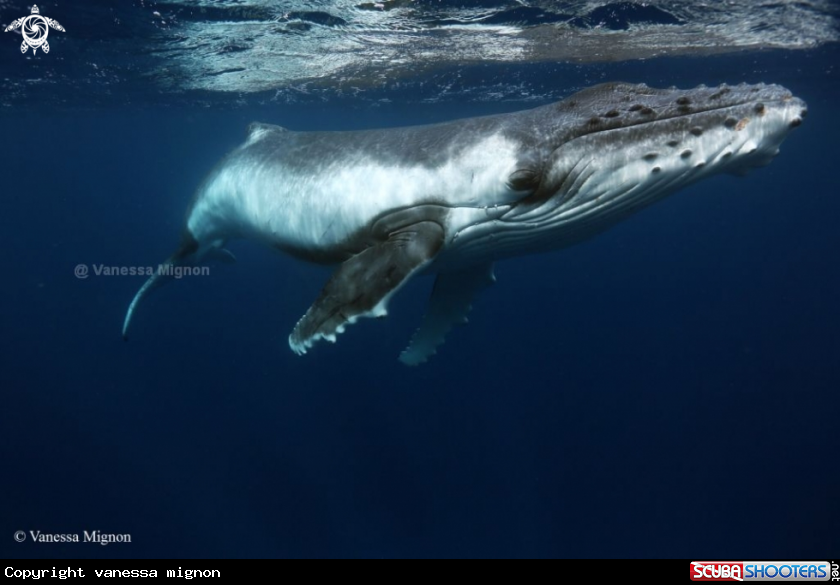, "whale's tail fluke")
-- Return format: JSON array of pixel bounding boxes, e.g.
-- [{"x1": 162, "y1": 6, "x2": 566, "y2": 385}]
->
[{"x1": 122, "y1": 233, "x2": 200, "y2": 341}]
